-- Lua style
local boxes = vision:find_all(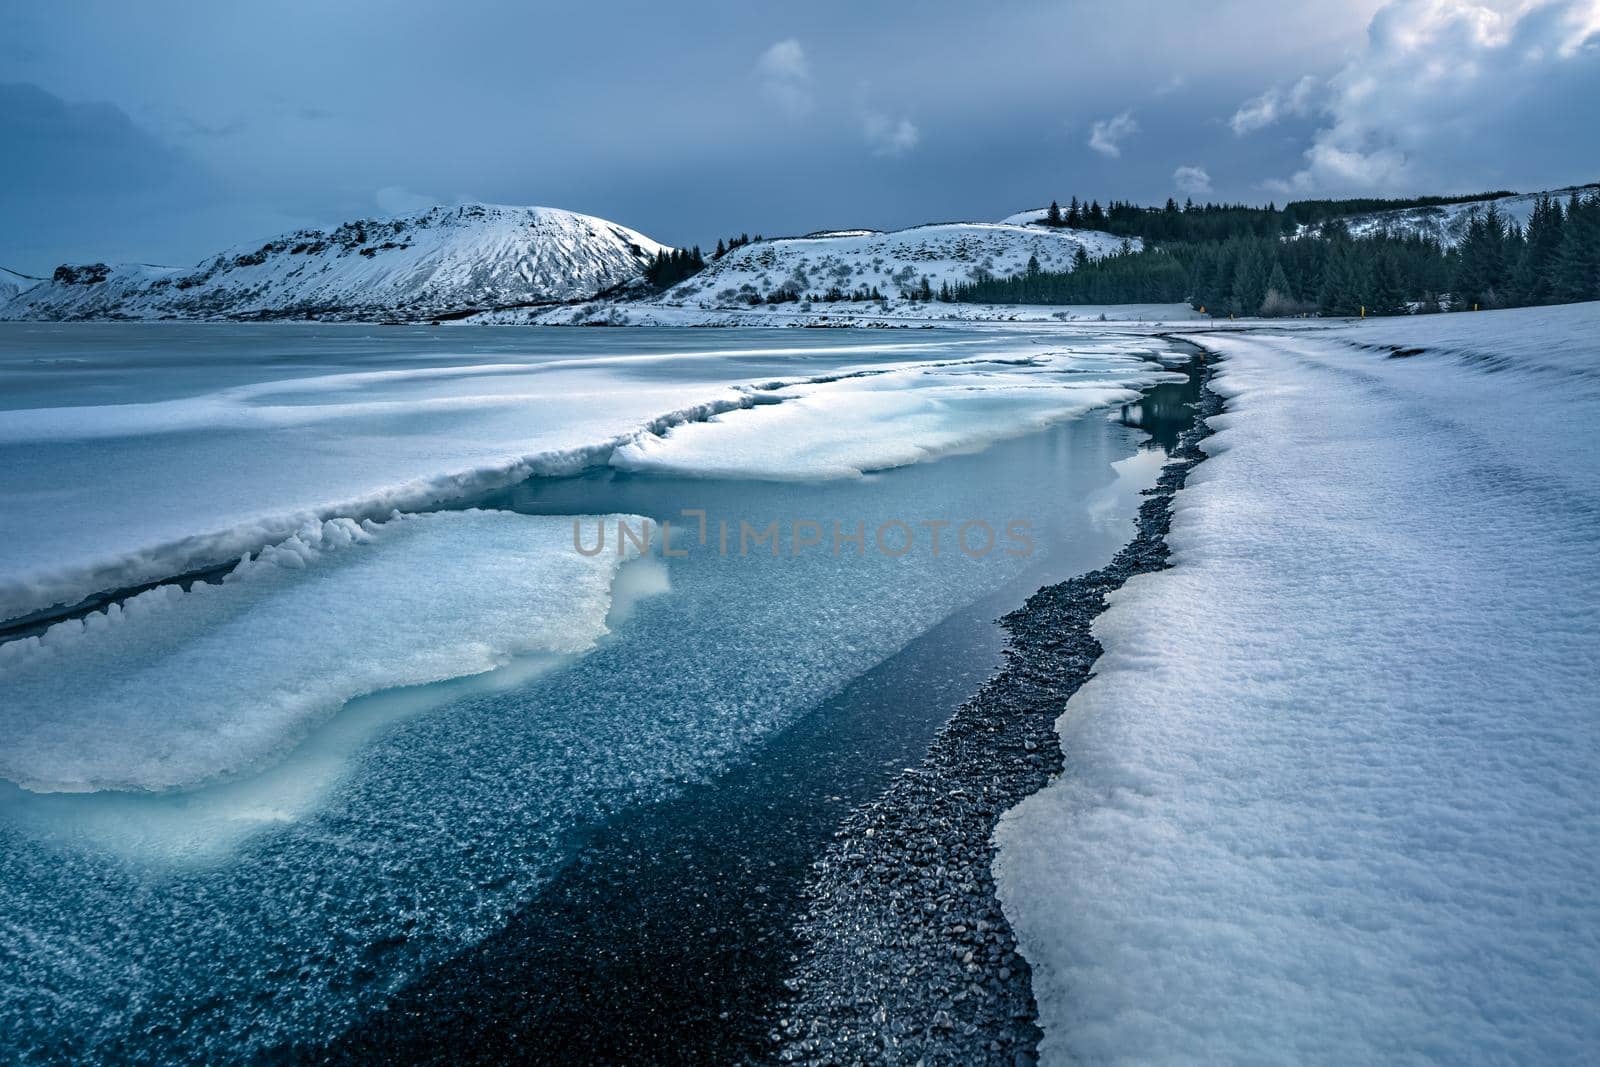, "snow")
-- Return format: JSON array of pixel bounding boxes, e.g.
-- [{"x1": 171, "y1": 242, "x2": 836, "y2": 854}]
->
[
  {"x1": 613, "y1": 345, "x2": 1180, "y2": 480},
  {"x1": 653, "y1": 222, "x2": 1136, "y2": 308},
  {"x1": 485, "y1": 219, "x2": 1157, "y2": 327},
  {"x1": 995, "y1": 301, "x2": 1600, "y2": 1063},
  {"x1": 1304, "y1": 184, "x2": 1600, "y2": 246},
  {"x1": 0, "y1": 268, "x2": 36, "y2": 306},
  {"x1": 997, "y1": 207, "x2": 1102, "y2": 227},
  {"x1": 519, "y1": 300, "x2": 1204, "y2": 328},
  {"x1": 0, "y1": 204, "x2": 670, "y2": 321},
  {"x1": 0, "y1": 510, "x2": 645, "y2": 794}
]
